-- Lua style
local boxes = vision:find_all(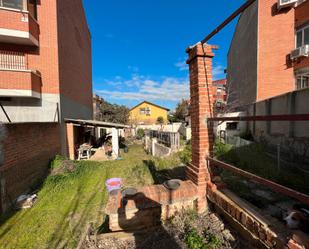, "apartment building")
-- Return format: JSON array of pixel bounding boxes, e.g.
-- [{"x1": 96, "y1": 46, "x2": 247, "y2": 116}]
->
[
  {"x1": 0, "y1": 0, "x2": 92, "y2": 124},
  {"x1": 213, "y1": 79, "x2": 227, "y2": 112},
  {"x1": 227, "y1": 0, "x2": 309, "y2": 110}
]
